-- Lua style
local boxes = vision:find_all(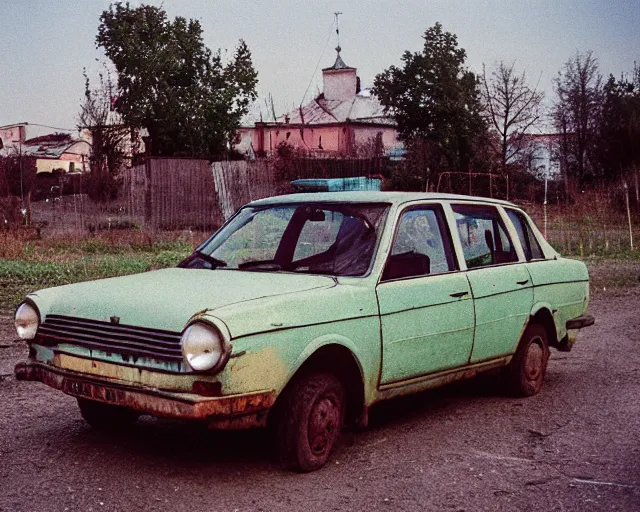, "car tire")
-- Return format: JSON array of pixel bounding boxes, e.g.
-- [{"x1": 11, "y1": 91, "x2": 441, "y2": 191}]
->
[
  {"x1": 77, "y1": 398, "x2": 140, "y2": 429},
  {"x1": 506, "y1": 323, "x2": 550, "y2": 397},
  {"x1": 275, "y1": 372, "x2": 346, "y2": 472}
]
